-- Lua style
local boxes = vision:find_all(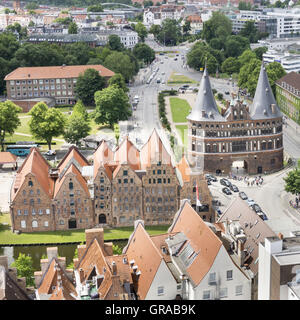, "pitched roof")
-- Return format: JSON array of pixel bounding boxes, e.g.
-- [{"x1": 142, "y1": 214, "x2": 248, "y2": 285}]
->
[
  {"x1": 114, "y1": 135, "x2": 141, "y2": 171},
  {"x1": 37, "y1": 258, "x2": 77, "y2": 300},
  {"x1": 54, "y1": 163, "x2": 89, "y2": 197},
  {"x1": 57, "y1": 146, "x2": 89, "y2": 173},
  {"x1": 187, "y1": 66, "x2": 225, "y2": 122},
  {"x1": 187, "y1": 15, "x2": 202, "y2": 22},
  {"x1": 168, "y1": 200, "x2": 223, "y2": 286},
  {"x1": 123, "y1": 222, "x2": 164, "y2": 300},
  {"x1": 176, "y1": 156, "x2": 191, "y2": 183},
  {"x1": 4, "y1": 65, "x2": 114, "y2": 81},
  {"x1": 140, "y1": 129, "x2": 172, "y2": 170},
  {"x1": 276, "y1": 71, "x2": 300, "y2": 92},
  {"x1": 250, "y1": 63, "x2": 282, "y2": 120},
  {"x1": 0, "y1": 152, "x2": 17, "y2": 164},
  {"x1": 93, "y1": 140, "x2": 114, "y2": 179},
  {"x1": 217, "y1": 197, "x2": 277, "y2": 275},
  {"x1": 11, "y1": 147, "x2": 54, "y2": 201}
]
